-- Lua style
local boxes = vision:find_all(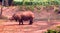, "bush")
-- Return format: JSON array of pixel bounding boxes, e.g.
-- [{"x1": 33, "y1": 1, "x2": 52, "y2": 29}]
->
[
  {"x1": 45, "y1": 26, "x2": 60, "y2": 33},
  {"x1": 50, "y1": 1, "x2": 59, "y2": 5},
  {"x1": 13, "y1": 0, "x2": 60, "y2": 6},
  {"x1": 45, "y1": 30, "x2": 58, "y2": 33},
  {"x1": 54, "y1": 9, "x2": 59, "y2": 14},
  {"x1": 25, "y1": 2, "x2": 33, "y2": 5},
  {"x1": 25, "y1": 6, "x2": 34, "y2": 11},
  {"x1": 14, "y1": 1, "x2": 23, "y2": 5}
]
